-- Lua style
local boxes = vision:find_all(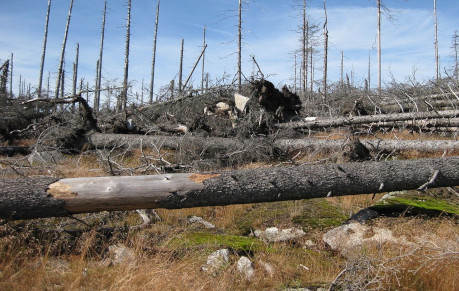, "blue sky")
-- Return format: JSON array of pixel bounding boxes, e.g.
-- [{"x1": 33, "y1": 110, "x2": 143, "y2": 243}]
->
[{"x1": 1, "y1": 0, "x2": 458, "y2": 103}]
